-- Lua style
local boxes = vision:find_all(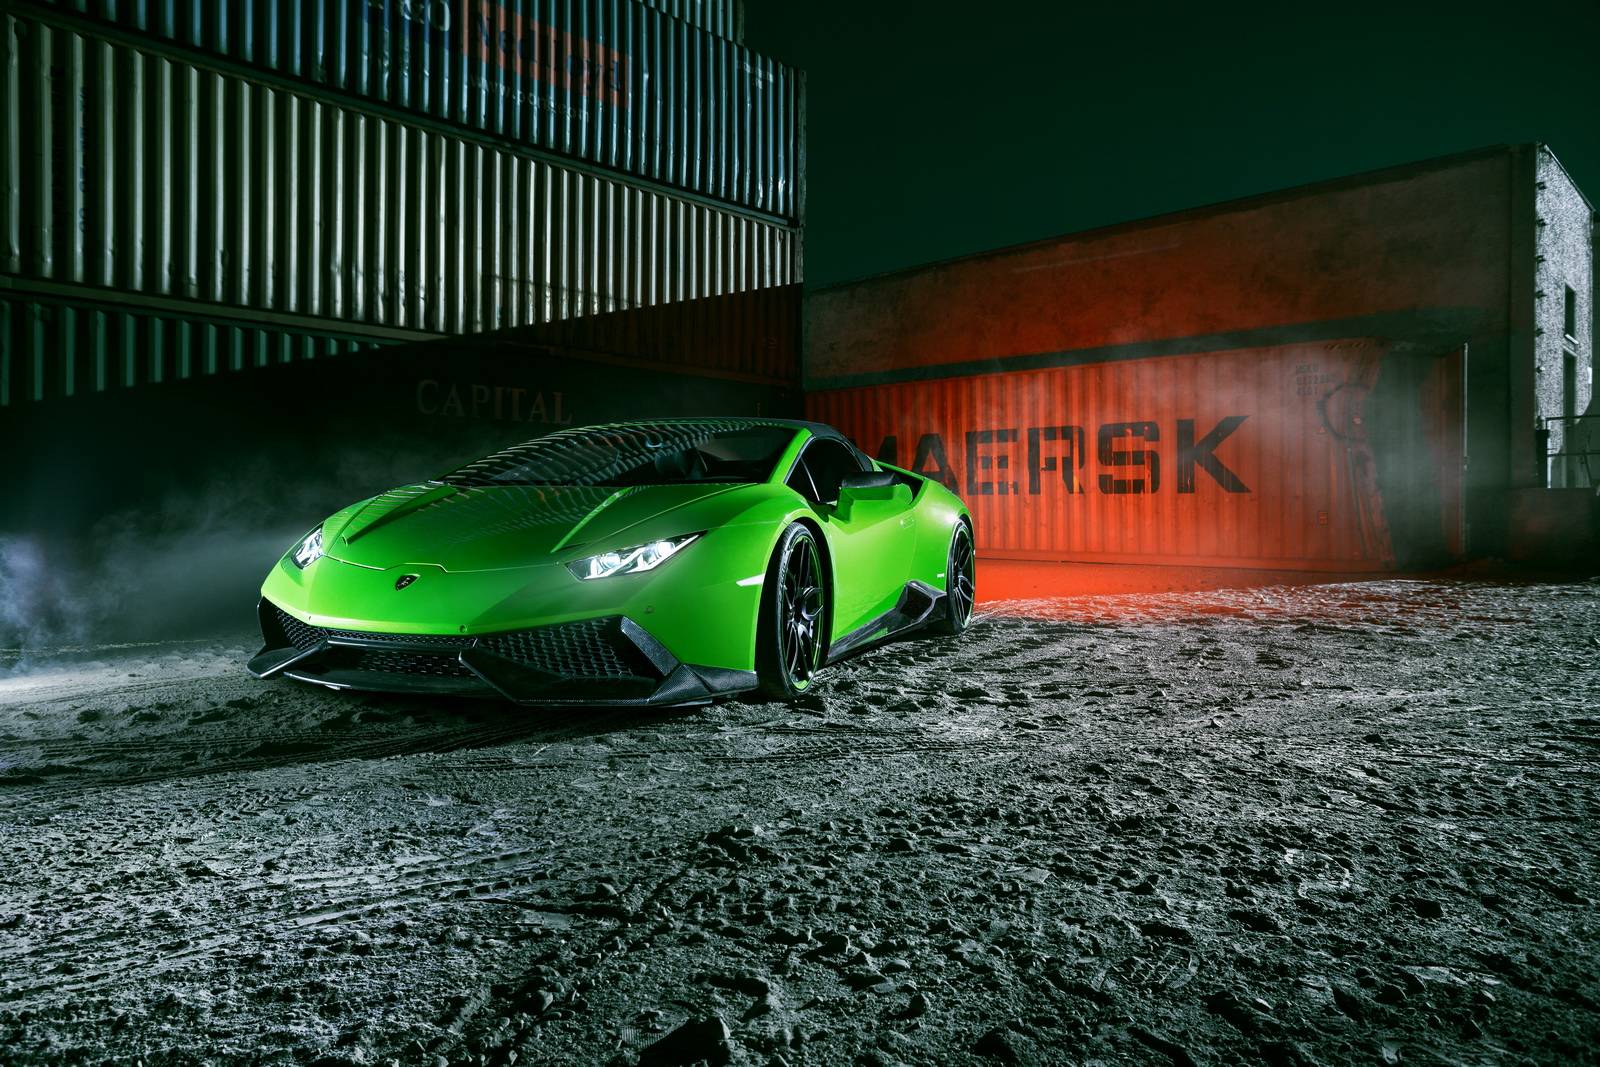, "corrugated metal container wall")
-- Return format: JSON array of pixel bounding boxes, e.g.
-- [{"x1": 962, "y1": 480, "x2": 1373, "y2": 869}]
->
[
  {"x1": 803, "y1": 152, "x2": 1513, "y2": 387},
  {"x1": 496, "y1": 282, "x2": 799, "y2": 381},
  {"x1": 23, "y1": 0, "x2": 794, "y2": 218},
  {"x1": 0, "y1": 280, "x2": 798, "y2": 408},
  {"x1": 0, "y1": 12, "x2": 799, "y2": 403},
  {"x1": 639, "y1": 0, "x2": 743, "y2": 40},
  {"x1": 808, "y1": 342, "x2": 1466, "y2": 572},
  {"x1": 0, "y1": 293, "x2": 386, "y2": 407}
]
